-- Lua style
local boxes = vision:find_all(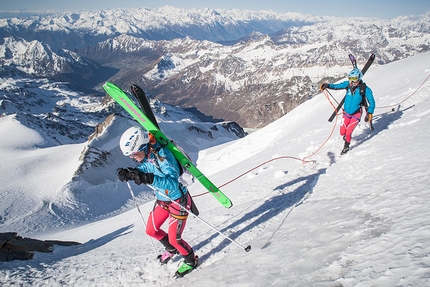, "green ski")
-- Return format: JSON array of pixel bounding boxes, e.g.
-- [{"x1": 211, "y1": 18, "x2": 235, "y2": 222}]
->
[{"x1": 103, "y1": 82, "x2": 233, "y2": 209}]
